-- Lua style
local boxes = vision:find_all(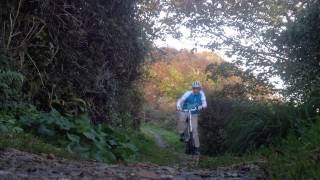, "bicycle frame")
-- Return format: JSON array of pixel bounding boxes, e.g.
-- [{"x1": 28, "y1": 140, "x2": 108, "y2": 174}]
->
[
  {"x1": 183, "y1": 107, "x2": 197, "y2": 155},
  {"x1": 183, "y1": 107, "x2": 197, "y2": 132}
]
